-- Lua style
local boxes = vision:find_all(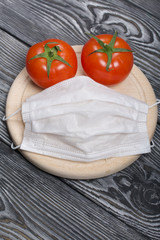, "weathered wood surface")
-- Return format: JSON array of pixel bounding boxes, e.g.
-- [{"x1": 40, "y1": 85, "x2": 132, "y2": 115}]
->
[
  {"x1": 1, "y1": 141, "x2": 150, "y2": 240},
  {"x1": 1, "y1": 0, "x2": 160, "y2": 239}
]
